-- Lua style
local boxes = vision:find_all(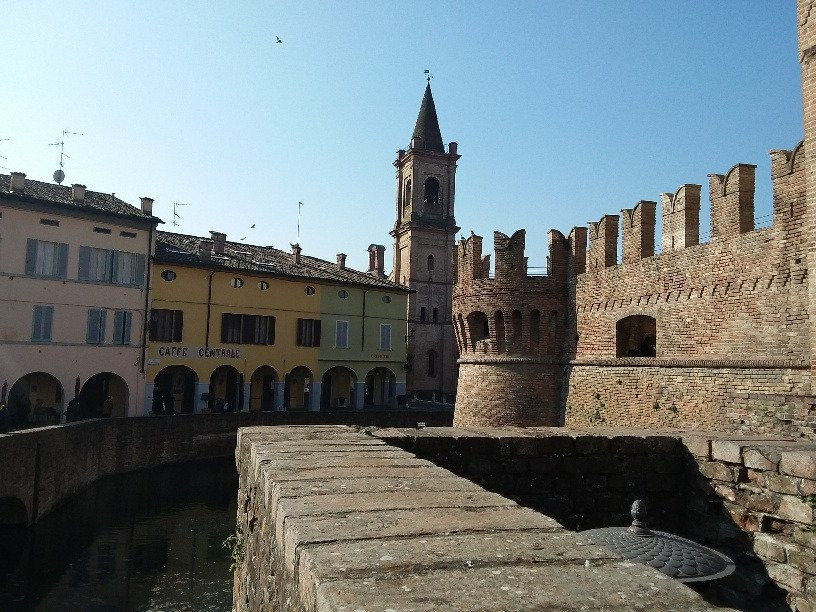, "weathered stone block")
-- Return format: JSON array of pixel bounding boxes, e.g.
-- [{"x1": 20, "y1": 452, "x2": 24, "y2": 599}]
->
[
  {"x1": 767, "y1": 473, "x2": 802, "y2": 495},
  {"x1": 743, "y1": 448, "x2": 779, "y2": 471},
  {"x1": 699, "y1": 461, "x2": 737, "y2": 482},
  {"x1": 782, "y1": 452, "x2": 816, "y2": 480},
  {"x1": 682, "y1": 436, "x2": 711, "y2": 460},
  {"x1": 787, "y1": 543, "x2": 816, "y2": 574},
  {"x1": 778, "y1": 496, "x2": 816, "y2": 524},
  {"x1": 795, "y1": 527, "x2": 816, "y2": 551},
  {"x1": 767, "y1": 560, "x2": 806, "y2": 592},
  {"x1": 753, "y1": 533, "x2": 786, "y2": 562},
  {"x1": 712, "y1": 440, "x2": 743, "y2": 464}
]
